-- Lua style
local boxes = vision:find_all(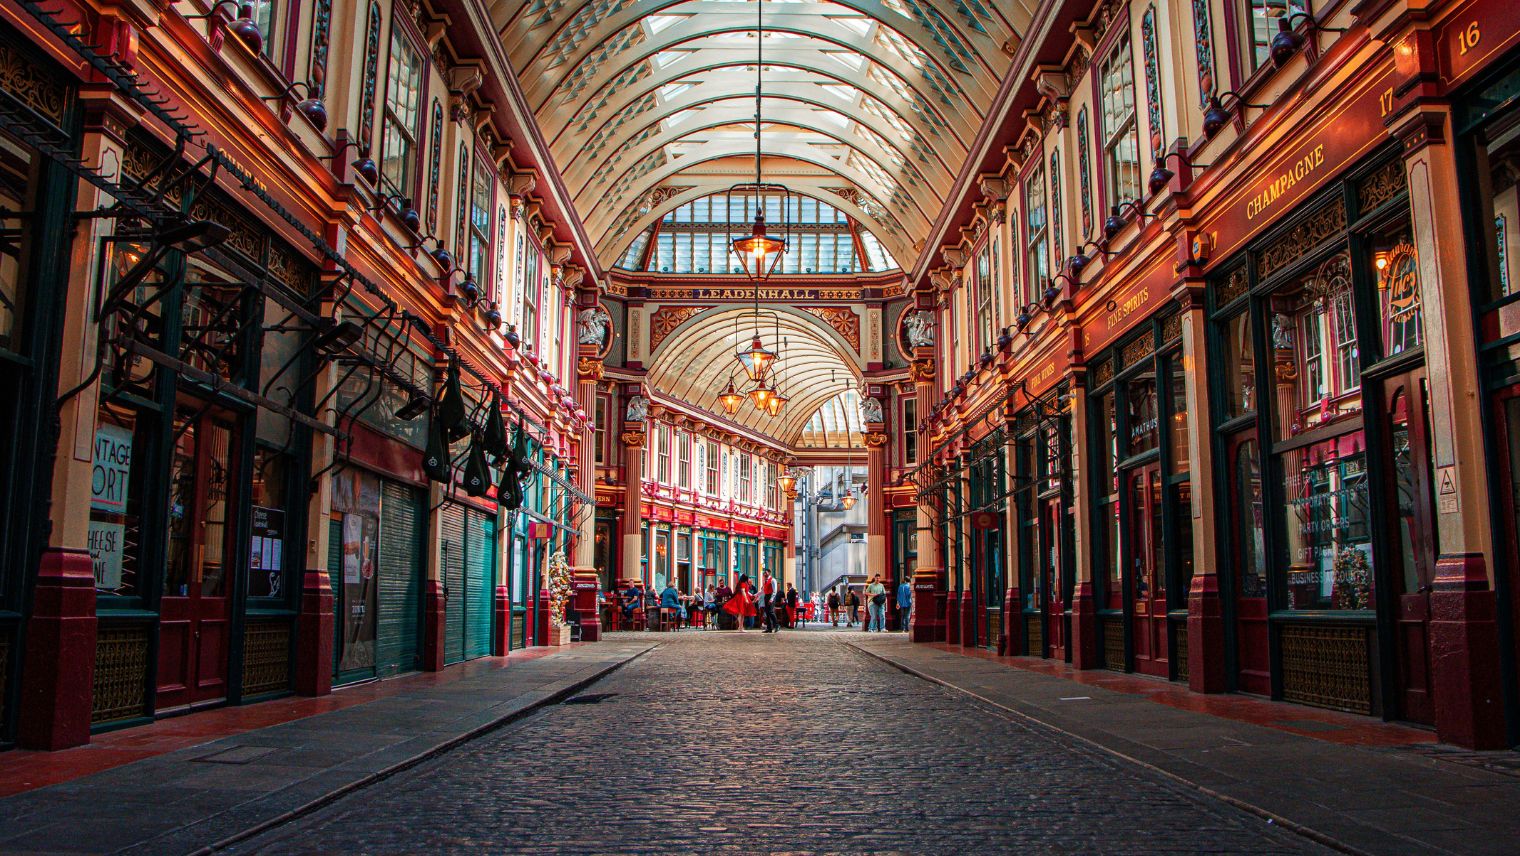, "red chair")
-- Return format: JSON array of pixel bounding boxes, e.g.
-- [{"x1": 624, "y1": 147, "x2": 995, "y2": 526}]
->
[{"x1": 629, "y1": 607, "x2": 647, "y2": 631}]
